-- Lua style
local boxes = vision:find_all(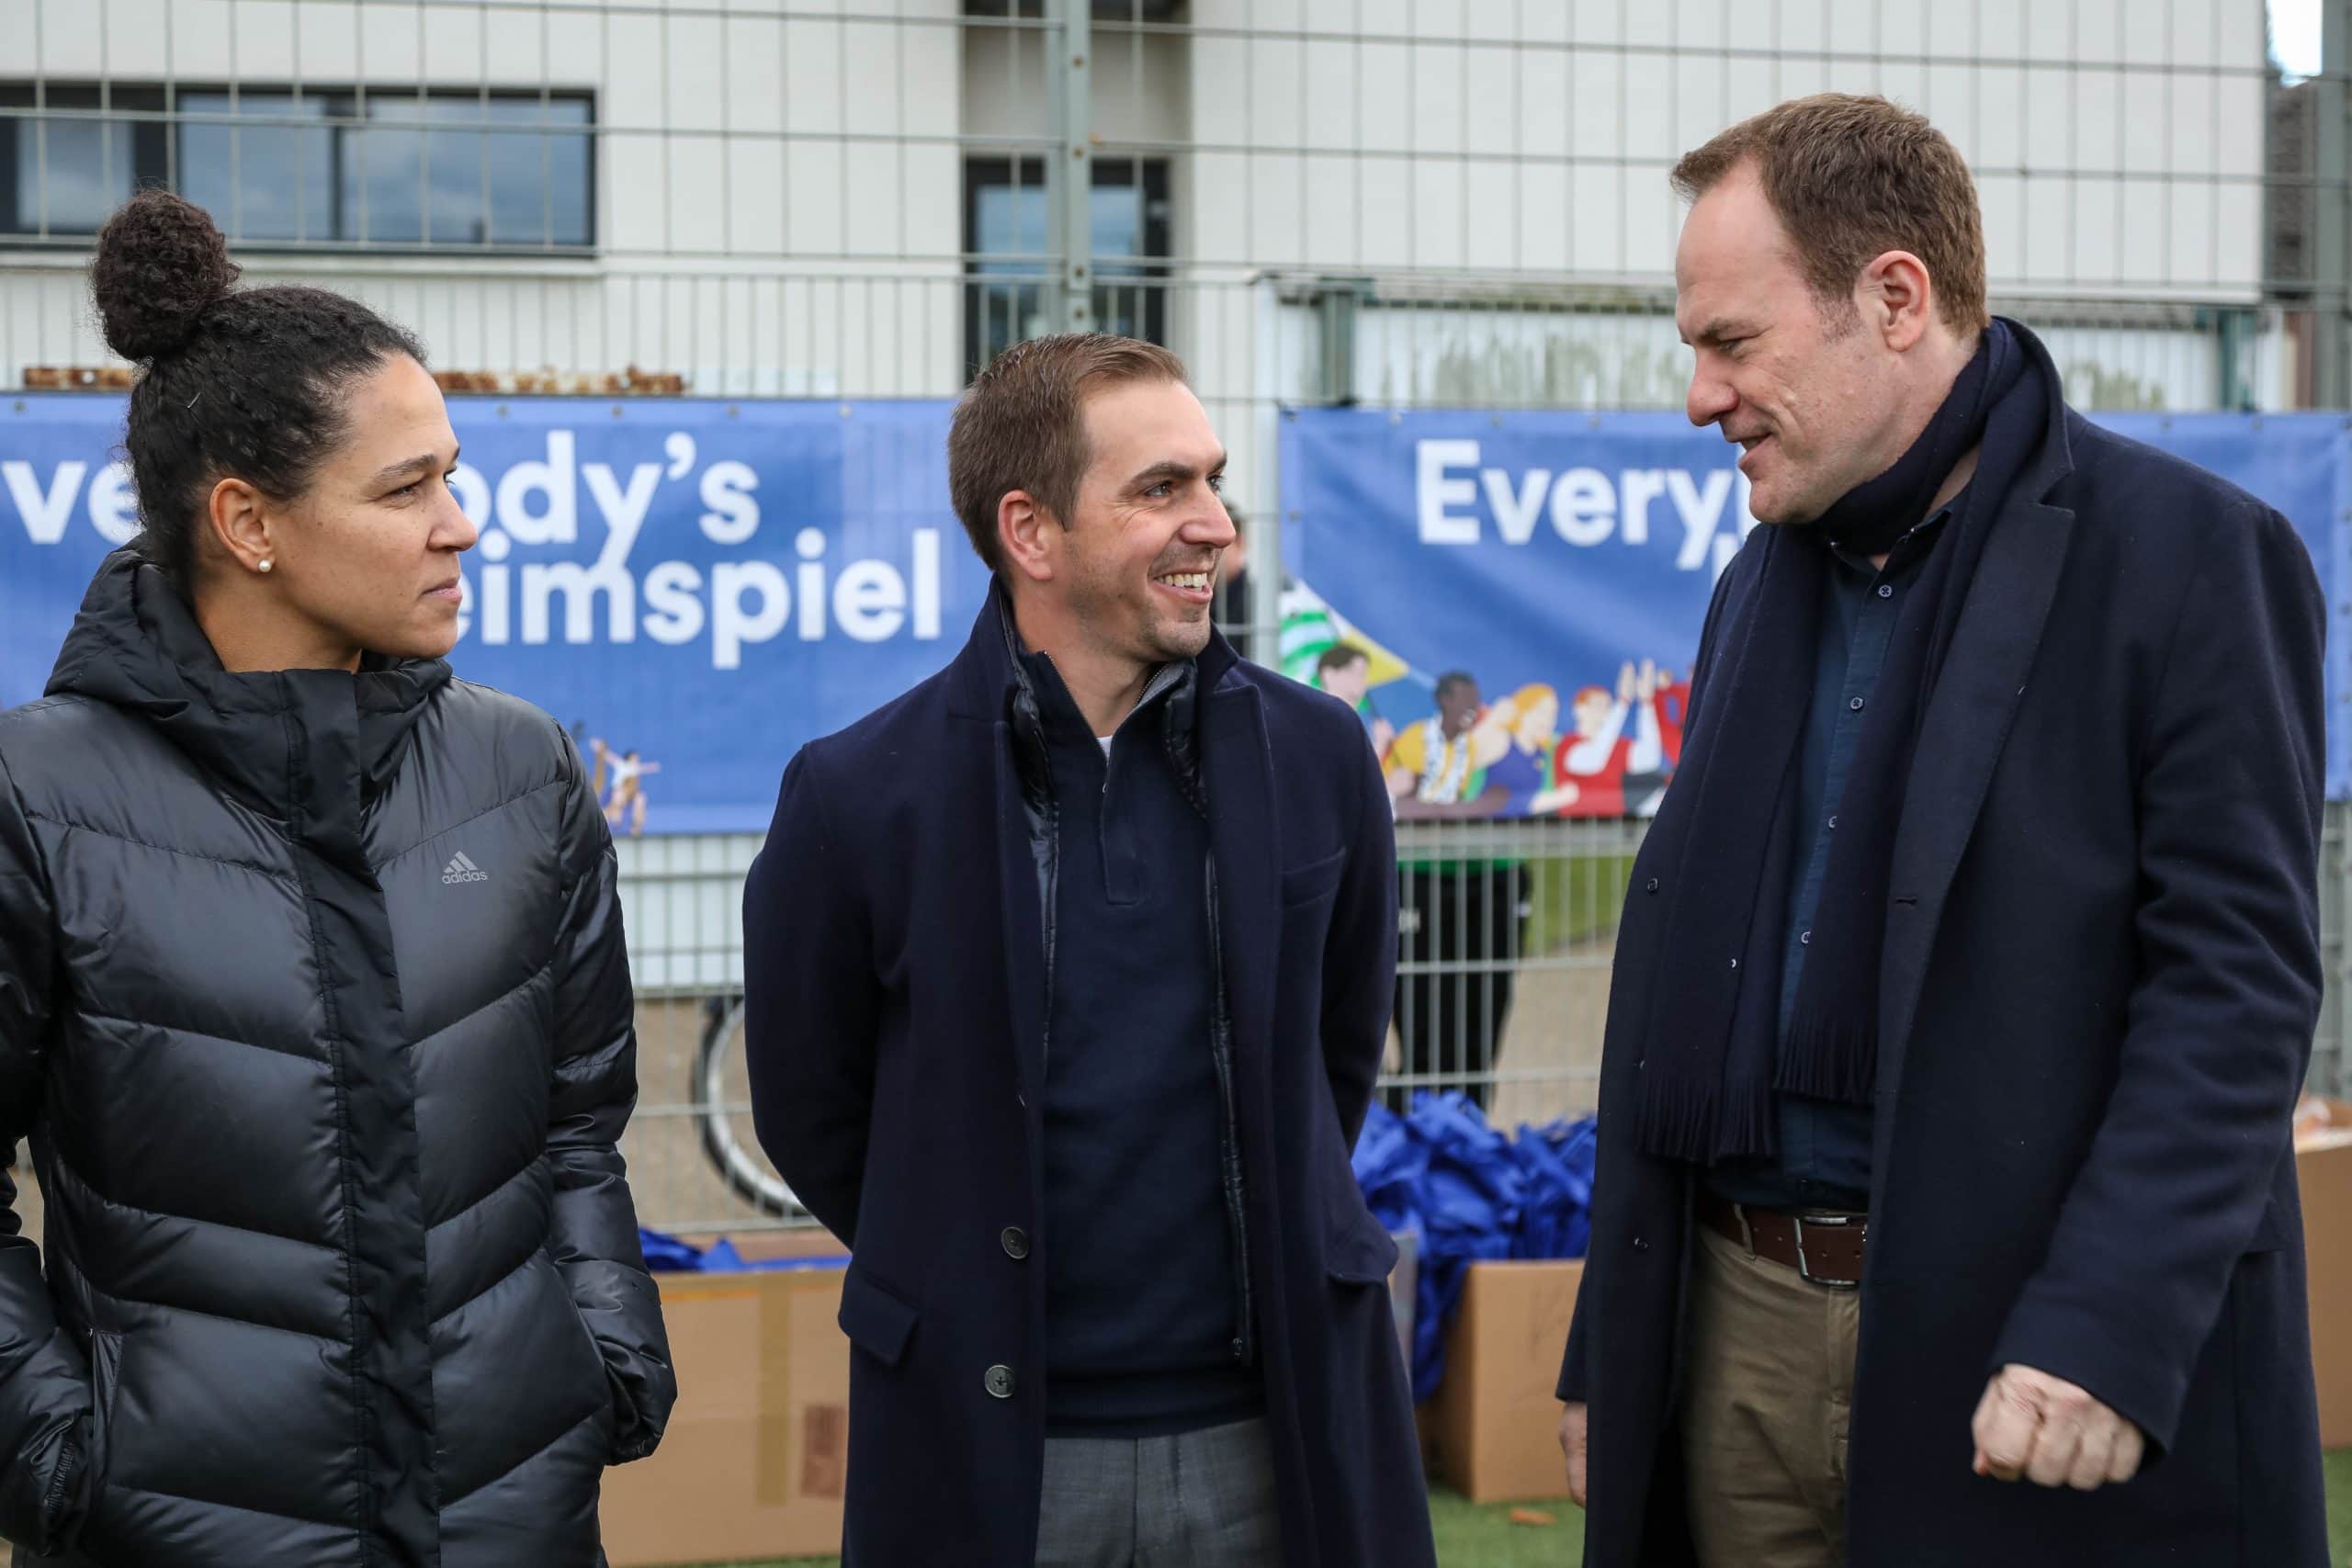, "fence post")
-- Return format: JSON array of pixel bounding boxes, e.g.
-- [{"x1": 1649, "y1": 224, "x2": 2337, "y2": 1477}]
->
[
  {"x1": 2317, "y1": 0, "x2": 2352, "y2": 408},
  {"x1": 1051, "y1": 0, "x2": 1093, "y2": 335}
]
